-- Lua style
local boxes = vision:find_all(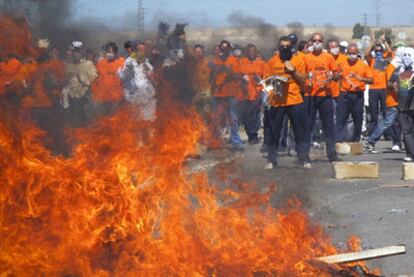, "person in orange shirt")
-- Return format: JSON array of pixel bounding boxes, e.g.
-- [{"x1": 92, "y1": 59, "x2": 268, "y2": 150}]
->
[
  {"x1": 238, "y1": 44, "x2": 265, "y2": 144},
  {"x1": 327, "y1": 40, "x2": 348, "y2": 99},
  {"x1": 210, "y1": 40, "x2": 244, "y2": 151},
  {"x1": 92, "y1": 42, "x2": 125, "y2": 118},
  {"x1": 336, "y1": 44, "x2": 373, "y2": 142},
  {"x1": 263, "y1": 36, "x2": 309, "y2": 169},
  {"x1": 363, "y1": 64, "x2": 399, "y2": 153},
  {"x1": 304, "y1": 33, "x2": 339, "y2": 162},
  {"x1": 365, "y1": 43, "x2": 391, "y2": 136}
]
